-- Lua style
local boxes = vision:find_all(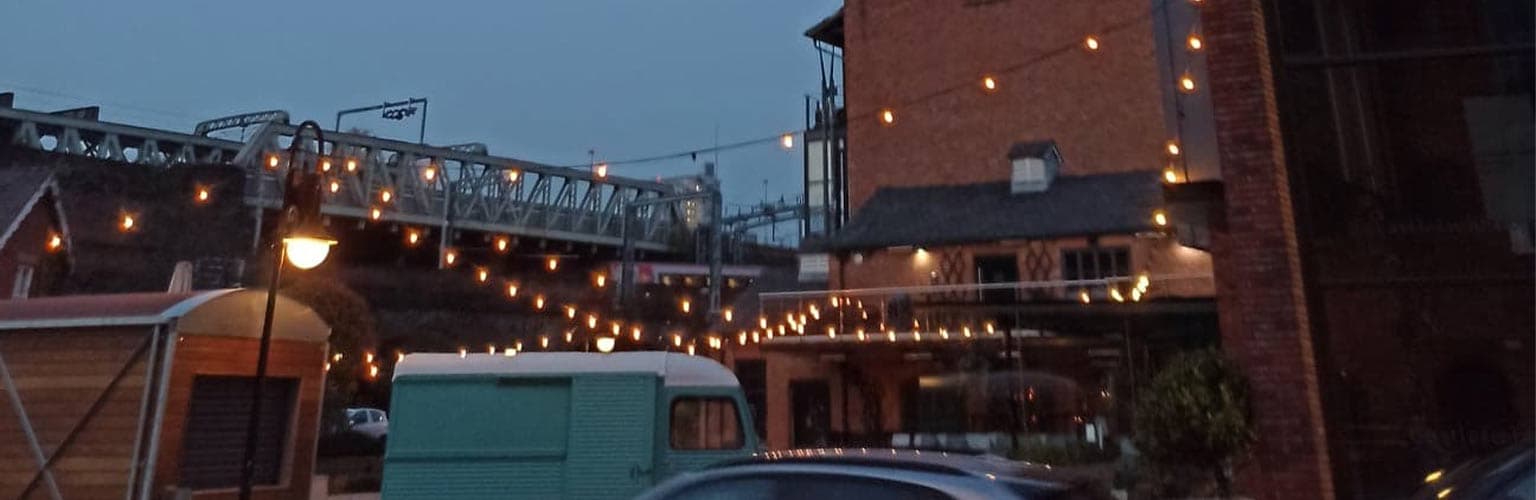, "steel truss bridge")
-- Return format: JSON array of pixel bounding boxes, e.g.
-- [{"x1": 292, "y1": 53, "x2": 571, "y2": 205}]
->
[{"x1": 1, "y1": 104, "x2": 689, "y2": 252}]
